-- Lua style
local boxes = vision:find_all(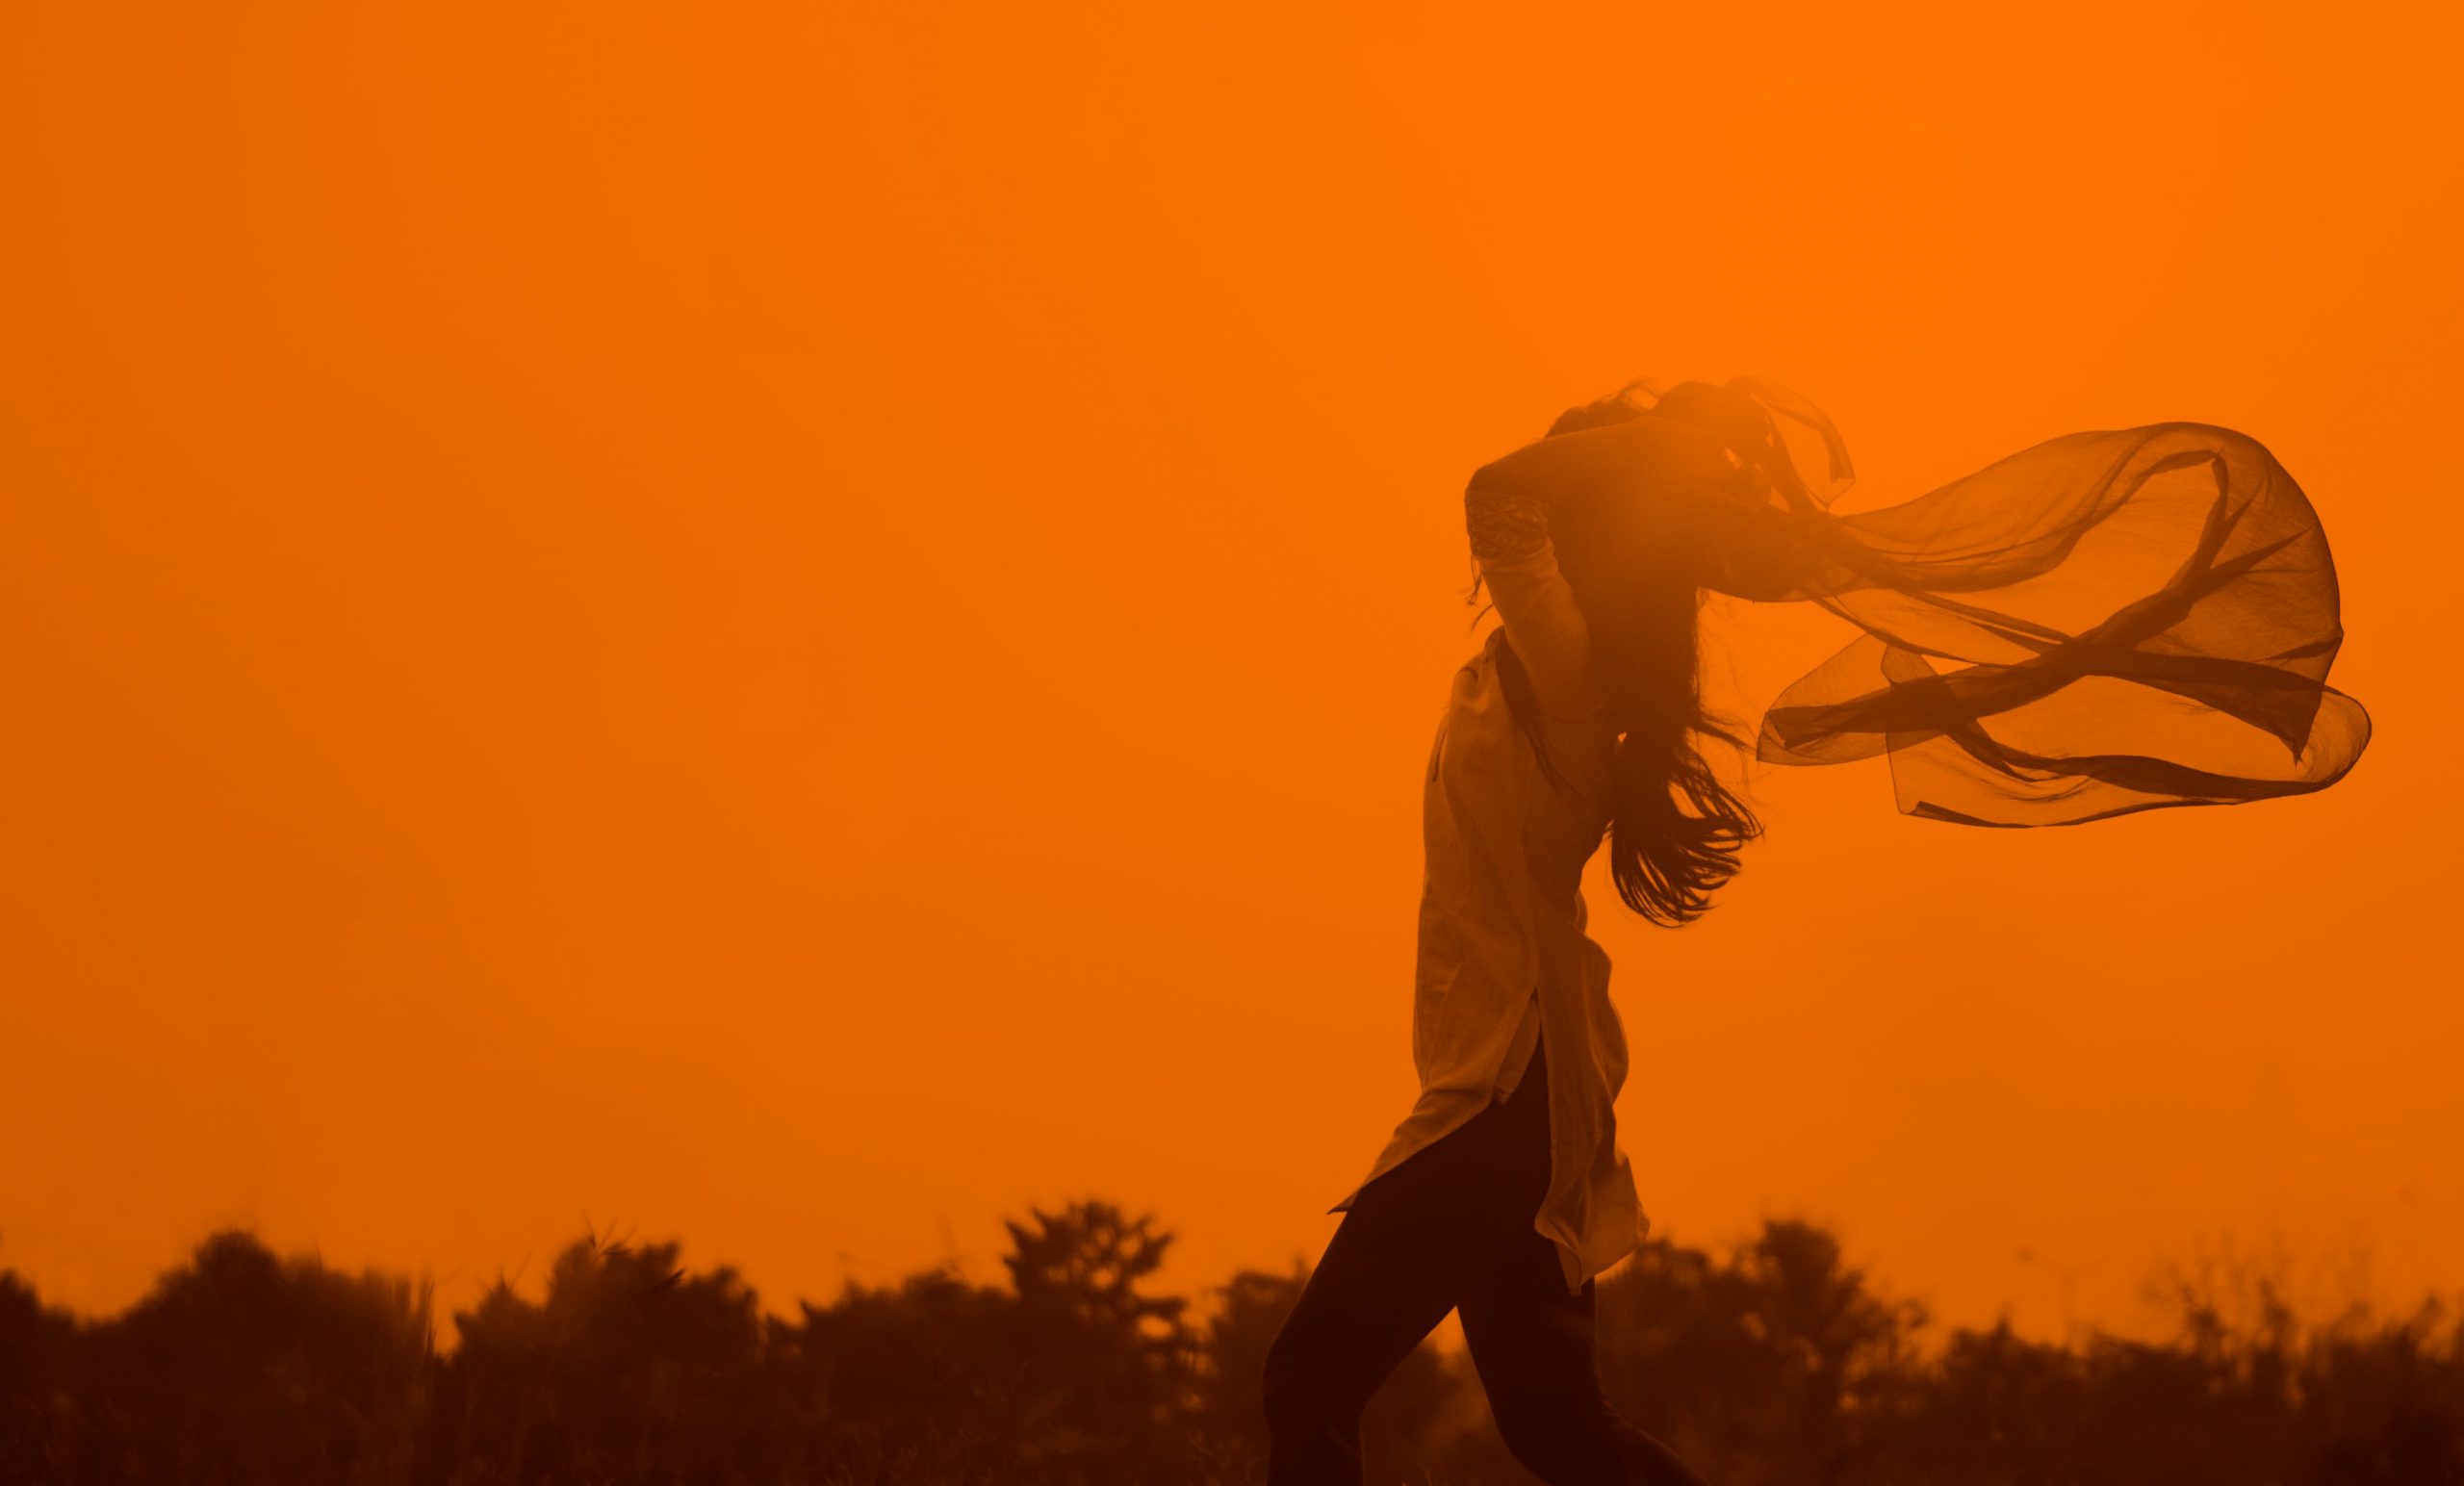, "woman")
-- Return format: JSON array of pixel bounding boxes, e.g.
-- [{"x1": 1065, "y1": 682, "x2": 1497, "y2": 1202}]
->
[{"x1": 1259, "y1": 377, "x2": 2370, "y2": 1485}]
